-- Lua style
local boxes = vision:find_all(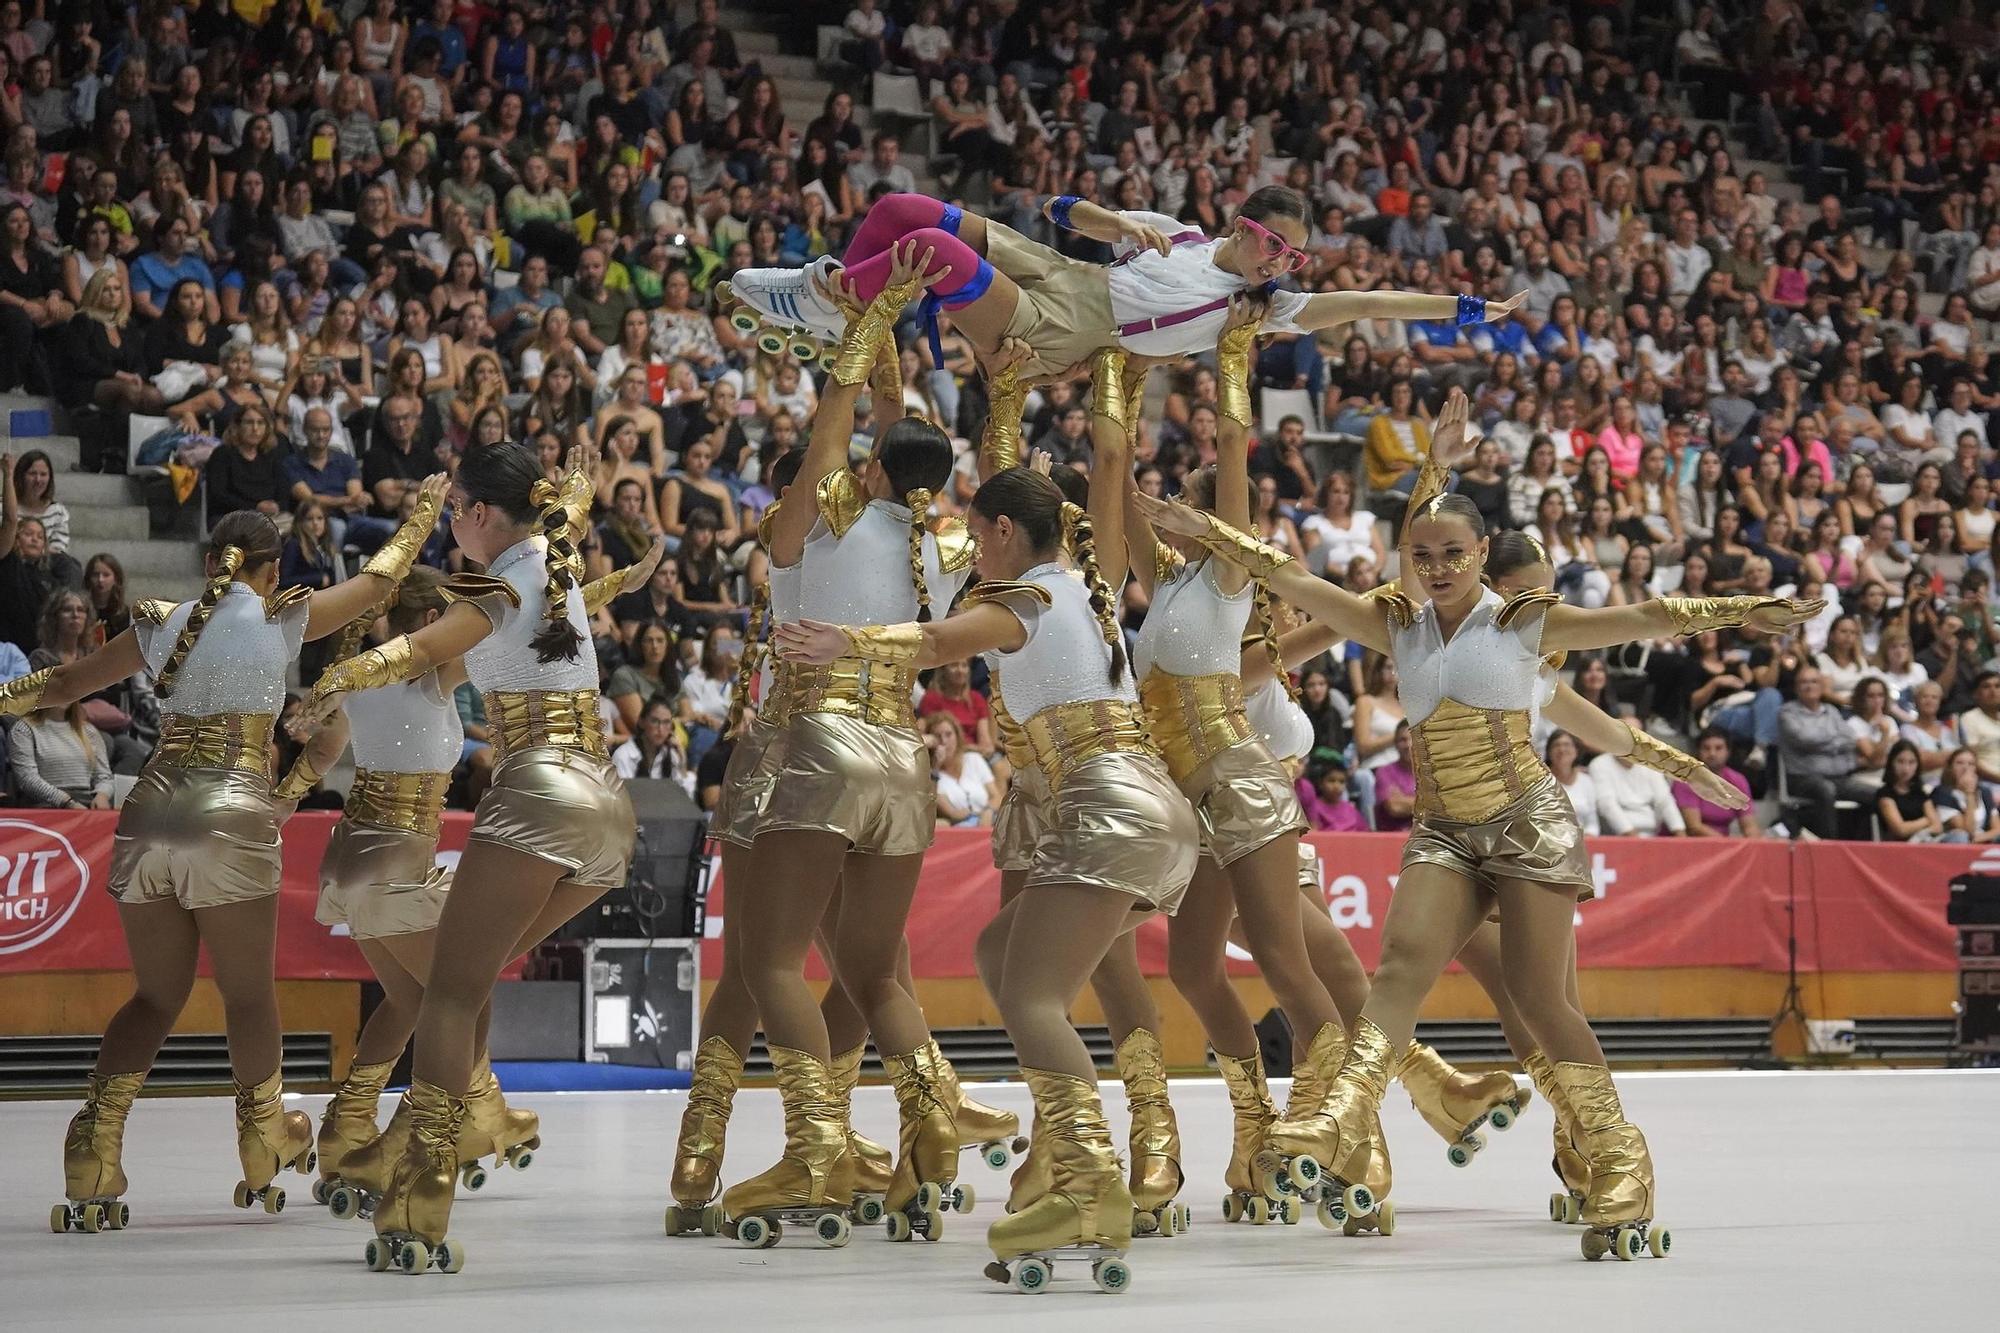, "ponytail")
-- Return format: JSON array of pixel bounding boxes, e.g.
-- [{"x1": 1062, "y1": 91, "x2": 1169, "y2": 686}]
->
[
  {"x1": 1061, "y1": 501, "x2": 1126, "y2": 685},
  {"x1": 726, "y1": 581, "x2": 770, "y2": 736},
  {"x1": 905, "y1": 487, "x2": 934, "y2": 622},
  {"x1": 156, "y1": 543, "x2": 246, "y2": 699},
  {"x1": 1252, "y1": 580, "x2": 1299, "y2": 703},
  {"x1": 527, "y1": 477, "x2": 585, "y2": 663}
]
